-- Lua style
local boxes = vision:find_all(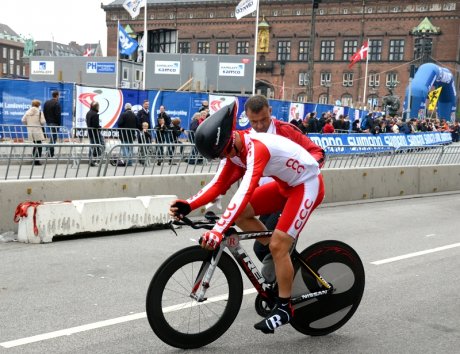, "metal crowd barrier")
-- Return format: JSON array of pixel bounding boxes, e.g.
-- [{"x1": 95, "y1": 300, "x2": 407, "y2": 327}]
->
[
  {"x1": 1, "y1": 138, "x2": 459, "y2": 179},
  {"x1": 0, "y1": 124, "x2": 71, "y2": 143},
  {"x1": 323, "y1": 144, "x2": 460, "y2": 169}
]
